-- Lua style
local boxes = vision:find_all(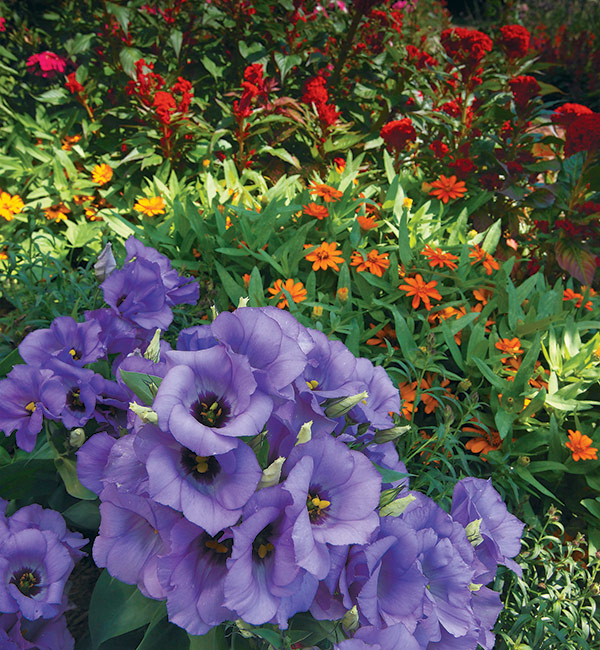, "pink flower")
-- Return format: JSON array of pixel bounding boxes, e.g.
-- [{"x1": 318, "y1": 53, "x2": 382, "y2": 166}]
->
[
  {"x1": 0, "y1": 17, "x2": 6, "y2": 32},
  {"x1": 26, "y1": 51, "x2": 67, "y2": 78}
]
